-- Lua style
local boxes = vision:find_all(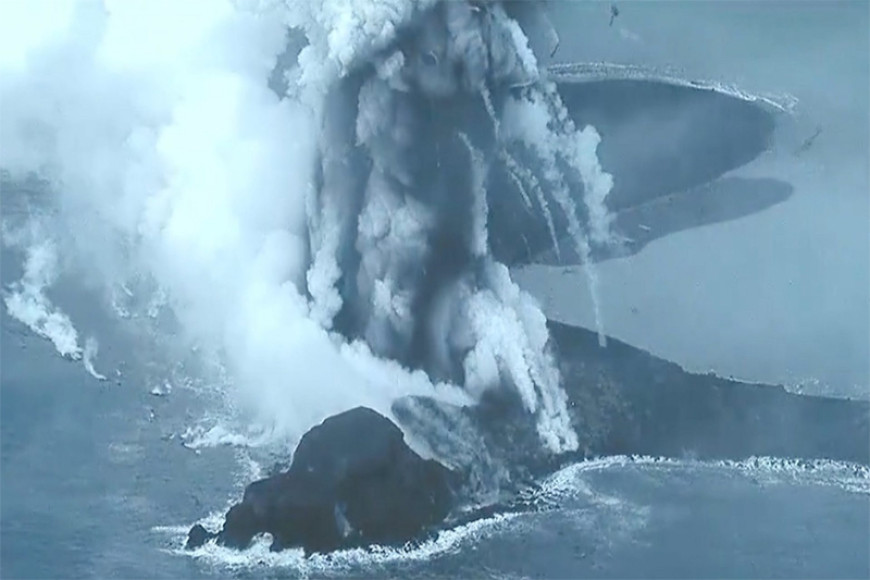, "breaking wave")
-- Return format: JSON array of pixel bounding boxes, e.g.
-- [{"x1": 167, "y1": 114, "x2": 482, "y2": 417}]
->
[
  {"x1": 162, "y1": 511, "x2": 521, "y2": 577},
  {"x1": 151, "y1": 452, "x2": 867, "y2": 576}
]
